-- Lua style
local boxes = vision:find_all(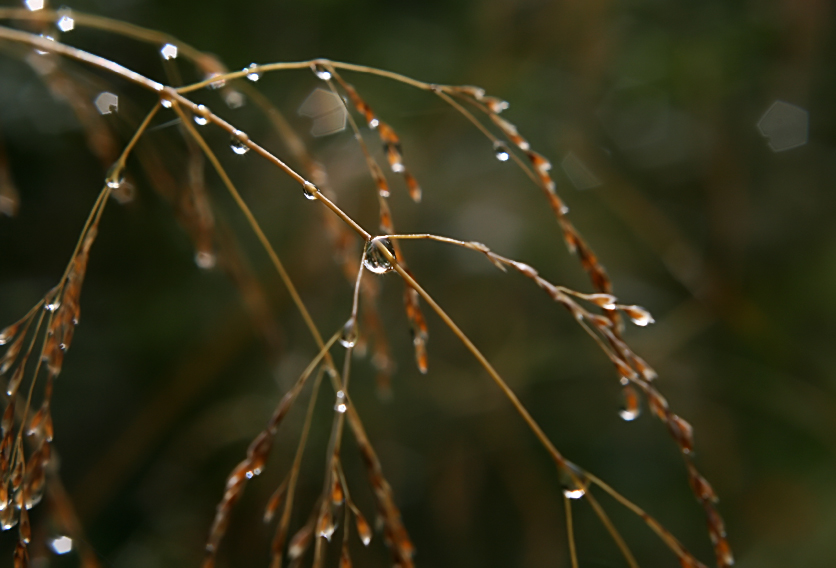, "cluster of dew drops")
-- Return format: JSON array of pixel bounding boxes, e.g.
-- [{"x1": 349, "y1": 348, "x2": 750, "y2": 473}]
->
[{"x1": 150, "y1": 40, "x2": 653, "y2": 430}]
